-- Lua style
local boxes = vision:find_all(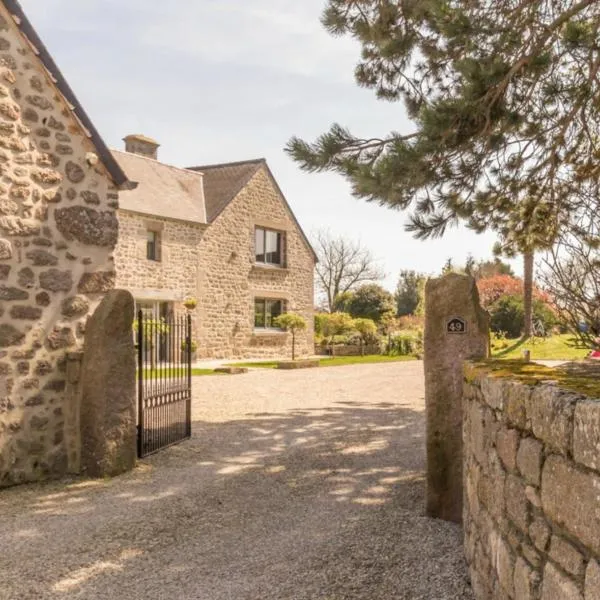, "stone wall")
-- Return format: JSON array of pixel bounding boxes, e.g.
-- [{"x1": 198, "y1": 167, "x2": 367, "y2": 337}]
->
[
  {"x1": 196, "y1": 167, "x2": 315, "y2": 359},
  {"x1": 114, "y1": 211, "x2": 203, "y2": 328},
  {"x1": 314, "y1": 344, "x2": 381, "y2": 357},
  {"x1": 0, "y1": 8, "x2": 118, "y2": 487},
  {"x1": 463, "y1": 366, "x2": 600, "y2": 599}
]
